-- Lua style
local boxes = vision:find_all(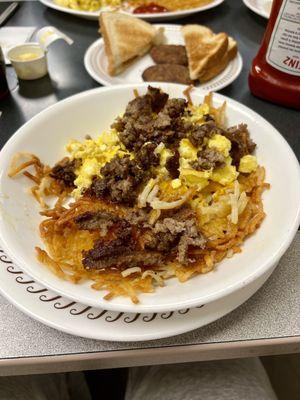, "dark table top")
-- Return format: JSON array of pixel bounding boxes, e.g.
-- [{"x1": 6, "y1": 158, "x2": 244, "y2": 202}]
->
[
  {"x1": 0, "y1": 1, "x2": 300, "y2": 370},
  {"x1": 0, "y1": 0, "x2": 299, "y2": 159}
]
